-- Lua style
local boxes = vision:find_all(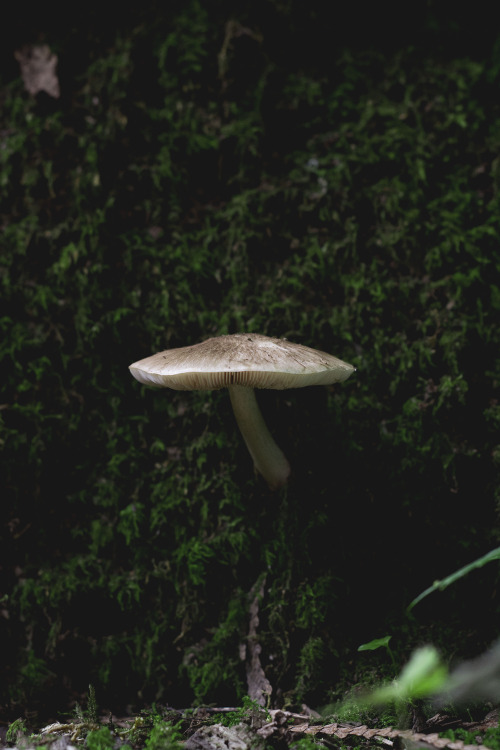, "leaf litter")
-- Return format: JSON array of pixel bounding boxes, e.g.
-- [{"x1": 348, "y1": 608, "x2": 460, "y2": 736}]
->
[{"x1": 3, "y1": 709, "x2": 498, "y2": 750}]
